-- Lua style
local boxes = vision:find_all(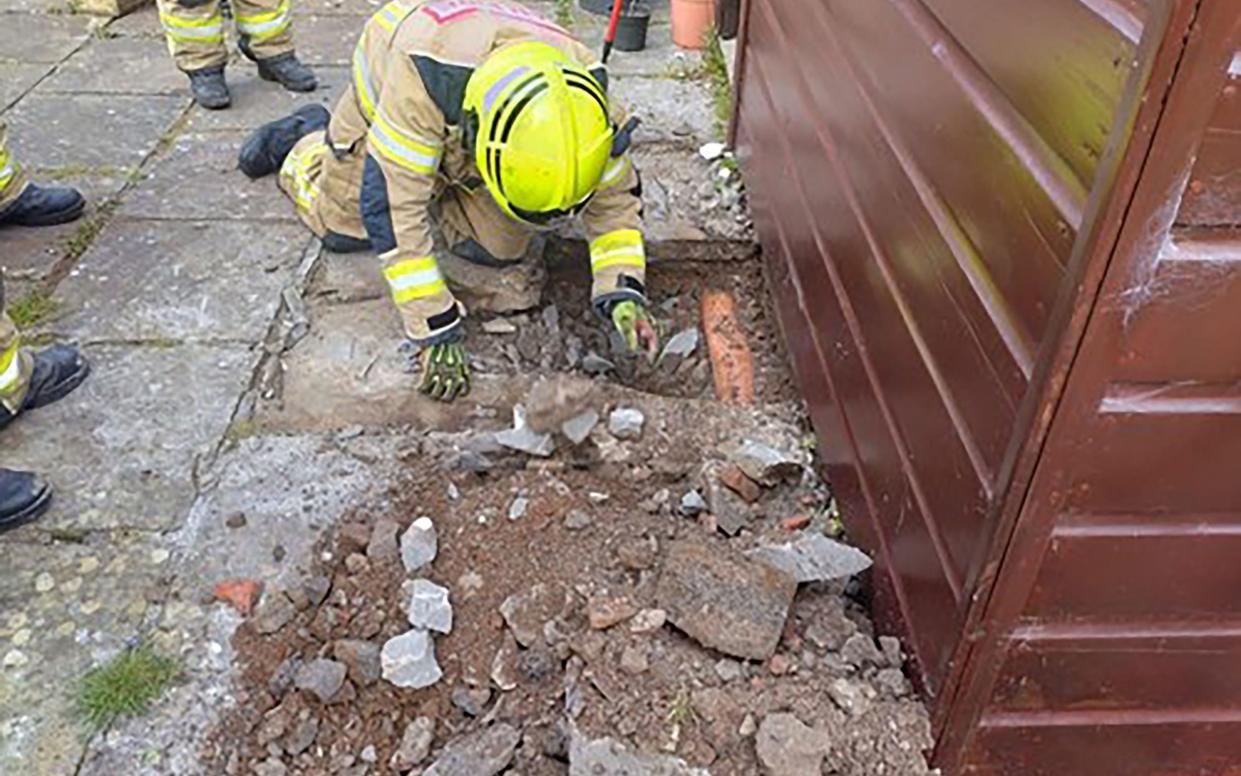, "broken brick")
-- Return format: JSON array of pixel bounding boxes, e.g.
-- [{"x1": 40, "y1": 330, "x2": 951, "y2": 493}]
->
[
  {"x1": 718, "y1": 464, "x2": 762, "y2": 503},
  {"x1": 214, "y1": 578, "x2": 264, "y2": 616}
]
